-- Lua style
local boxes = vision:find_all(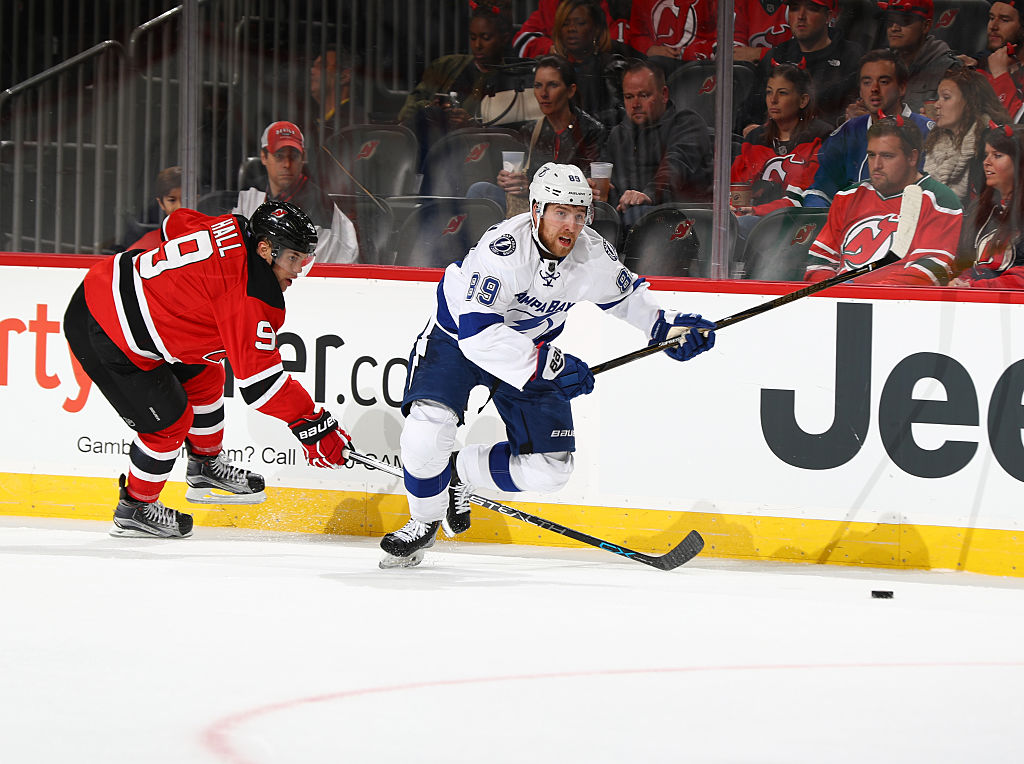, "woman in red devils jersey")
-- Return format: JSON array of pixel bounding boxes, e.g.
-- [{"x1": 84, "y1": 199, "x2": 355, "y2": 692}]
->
[
  {"x1": 63, "y1": 200, "x2": 353, "y2": 539},
  {"x1": 731, "y1": 64, "x2": 833, "y2": 219},
  {"x1": 951, "y1": 123, "x2": 1024, "y2": 289}
]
